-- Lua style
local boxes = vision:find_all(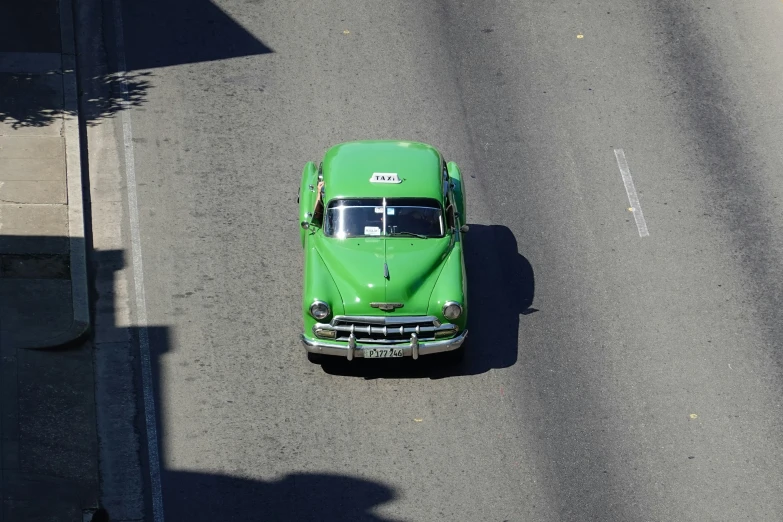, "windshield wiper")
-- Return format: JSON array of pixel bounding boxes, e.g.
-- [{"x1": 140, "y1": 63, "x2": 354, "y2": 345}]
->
[{"x1": 387, "y1": 230, "x2": 428, "y2": 239}]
